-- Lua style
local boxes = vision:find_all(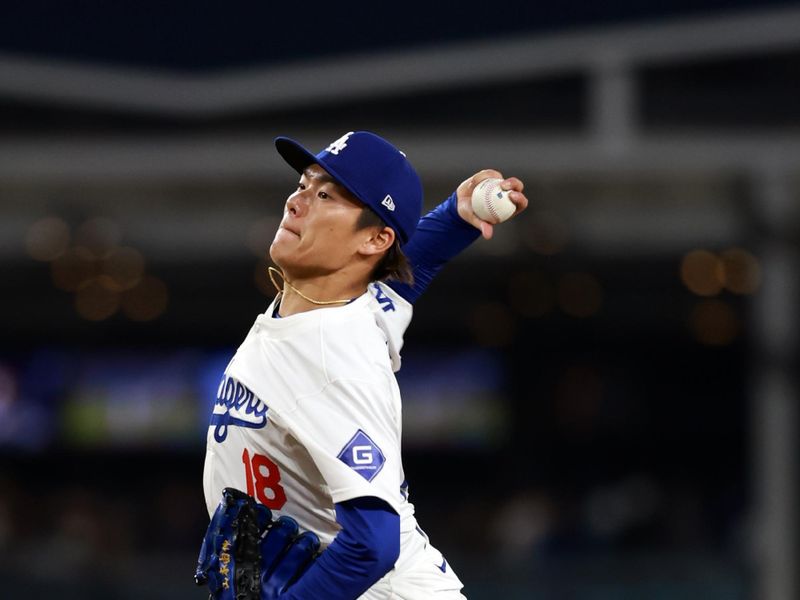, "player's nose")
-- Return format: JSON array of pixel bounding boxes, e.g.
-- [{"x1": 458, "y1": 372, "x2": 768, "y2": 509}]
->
[{"x1": 285, "y1": 190, "x2": 308, "y2": 217}]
